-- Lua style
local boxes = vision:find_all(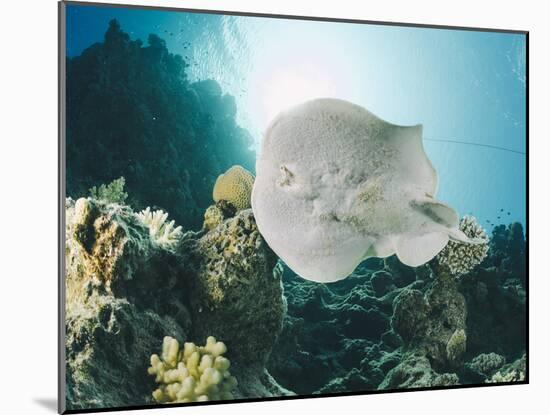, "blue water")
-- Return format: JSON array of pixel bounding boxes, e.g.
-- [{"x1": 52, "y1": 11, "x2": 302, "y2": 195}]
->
[{"x1": 66, "y1": 4, "x2": 526, "y2": 231}]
